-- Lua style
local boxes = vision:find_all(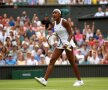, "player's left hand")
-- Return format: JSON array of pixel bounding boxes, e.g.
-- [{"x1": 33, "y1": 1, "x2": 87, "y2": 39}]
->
[{"x1": 63, "y1": 42, "x2": 70, "y2": 48}]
